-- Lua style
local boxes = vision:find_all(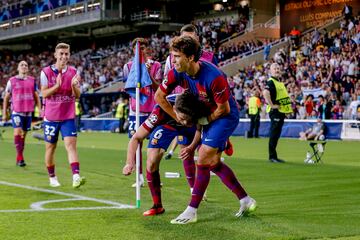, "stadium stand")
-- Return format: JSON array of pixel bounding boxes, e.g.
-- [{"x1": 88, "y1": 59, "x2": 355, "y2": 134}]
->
[{"x1": 0, "y1": 0, "x2": 358, "y2": 121}]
